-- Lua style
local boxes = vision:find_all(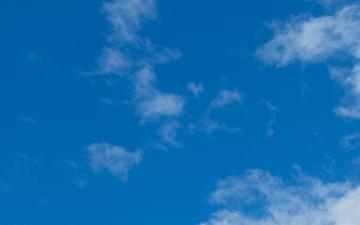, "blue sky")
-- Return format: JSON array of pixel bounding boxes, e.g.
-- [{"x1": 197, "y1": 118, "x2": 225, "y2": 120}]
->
[{"x1": 1, "y1": 0, "x2": 360, "y2": 224}]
